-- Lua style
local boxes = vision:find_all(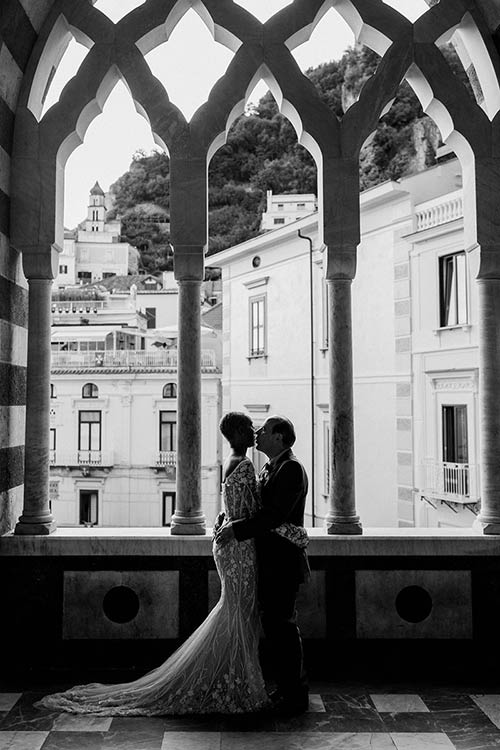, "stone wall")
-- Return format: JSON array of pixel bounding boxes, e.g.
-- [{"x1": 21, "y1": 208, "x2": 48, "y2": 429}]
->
[
  {"x1": 1, "y1": 530, "x2": 500, "y2": 680},
  {"x1": 0, "y1": 1, "x2": 46, "y2": 534}
]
